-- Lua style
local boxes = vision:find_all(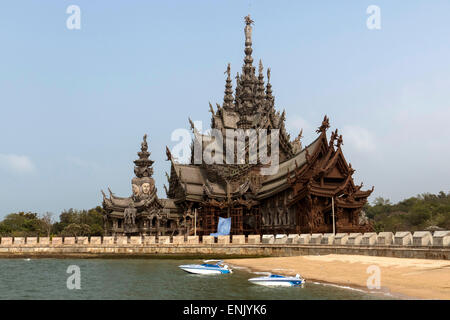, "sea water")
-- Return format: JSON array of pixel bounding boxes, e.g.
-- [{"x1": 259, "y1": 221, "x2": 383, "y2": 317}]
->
[{"x1": 0, "y1": 259, "x2": 392, "y2": 300}]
